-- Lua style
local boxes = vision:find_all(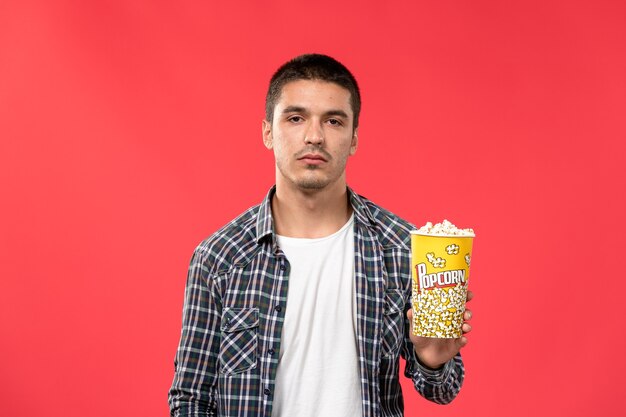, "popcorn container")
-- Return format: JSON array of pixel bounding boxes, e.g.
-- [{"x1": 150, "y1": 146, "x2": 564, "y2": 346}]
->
[{"x1": 411, "y1": 231, "x2": 474, "y2": 338}]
